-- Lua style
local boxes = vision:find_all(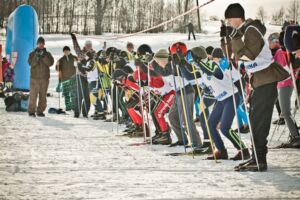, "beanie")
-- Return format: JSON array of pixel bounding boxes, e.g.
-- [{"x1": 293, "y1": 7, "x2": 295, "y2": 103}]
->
[
  {"x1": 225, "y1": 3, "x2": 245, "y2": 19},
  {"x1": 37, "y1": 37, "x2": 45, "y2": 45},
  {"x1": 212, "y1": 48, "x2": 225, "y2": 59},
  {"x1": 153, "y1": 49, "x2": 169, "y2": 63}
]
